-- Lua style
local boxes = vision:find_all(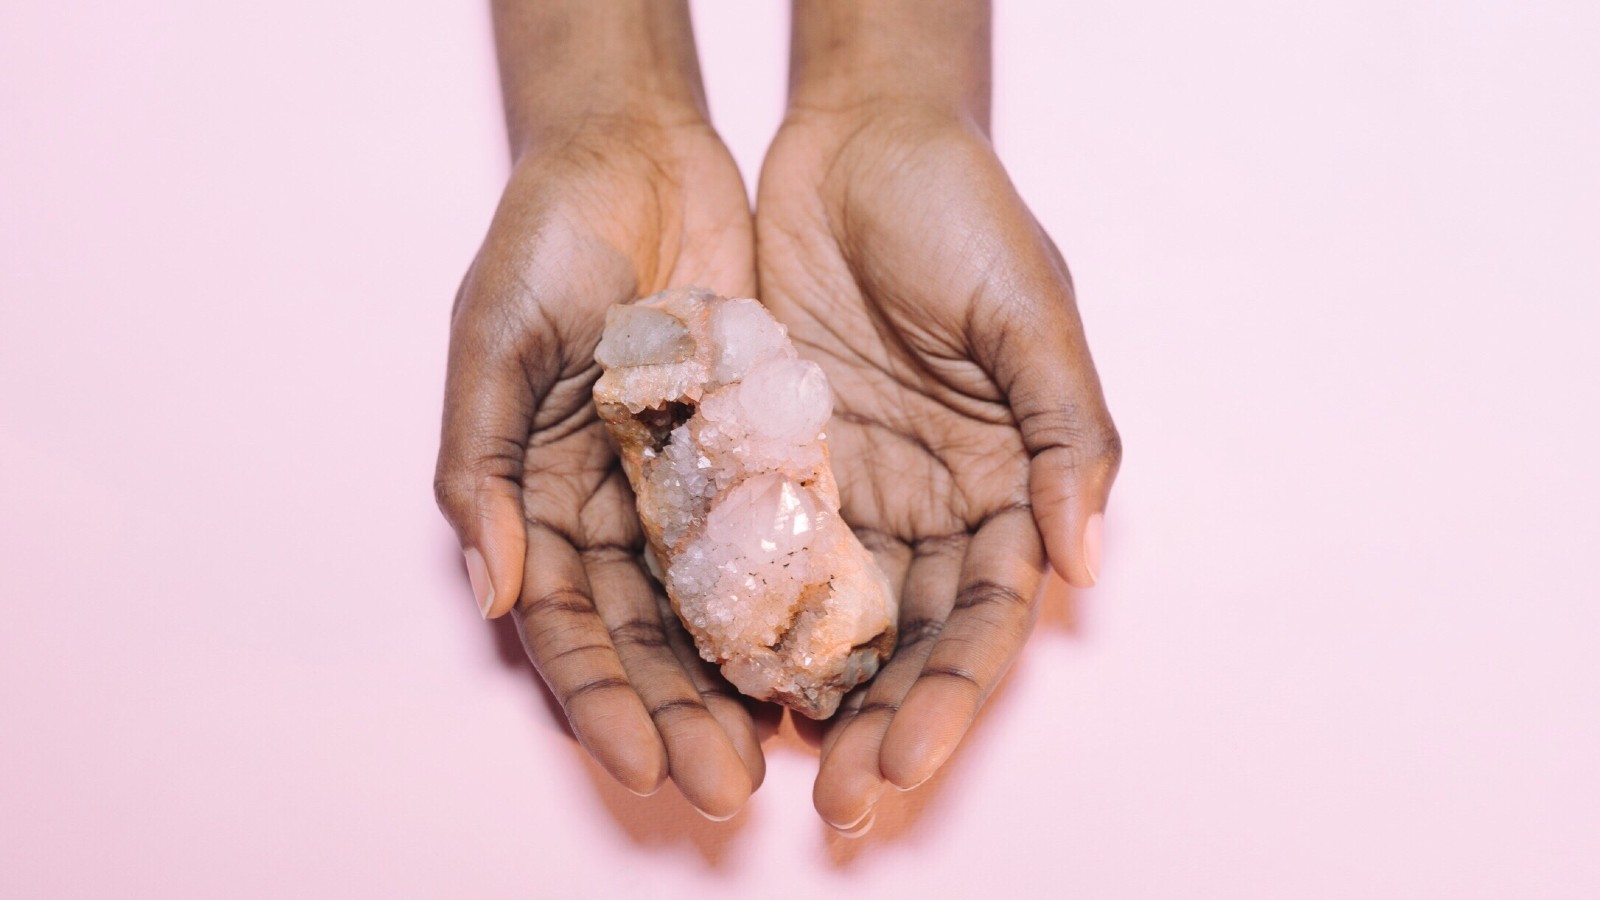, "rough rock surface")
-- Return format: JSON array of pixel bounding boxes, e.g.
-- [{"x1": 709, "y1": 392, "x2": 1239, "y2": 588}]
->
[{"x1": 593, "y1": 288, "x2": 897, "y2": 718}]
